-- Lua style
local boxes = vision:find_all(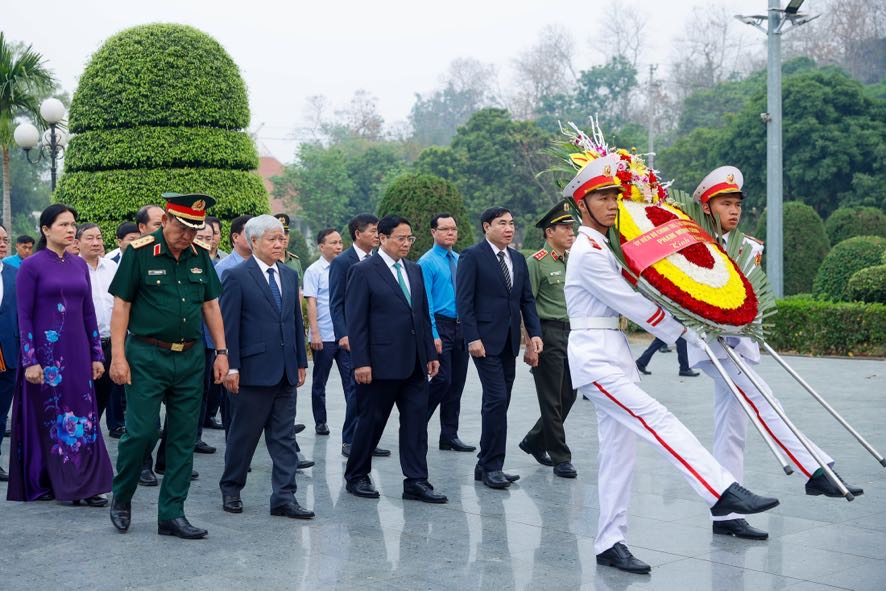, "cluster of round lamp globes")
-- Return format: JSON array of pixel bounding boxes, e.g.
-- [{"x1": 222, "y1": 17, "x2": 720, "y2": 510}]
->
[{"x1": 13, "y1": 97, "x2": 70, "y2": 190}]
